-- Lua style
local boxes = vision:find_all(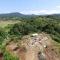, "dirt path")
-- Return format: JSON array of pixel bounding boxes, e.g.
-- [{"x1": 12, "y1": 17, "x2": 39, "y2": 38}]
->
[
  {"x1": 45, "y1": 46, "x2": 60, "y2": 60},
  {"x1": 26, "y1": 48, "x2": 38, "y2": 60}
]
